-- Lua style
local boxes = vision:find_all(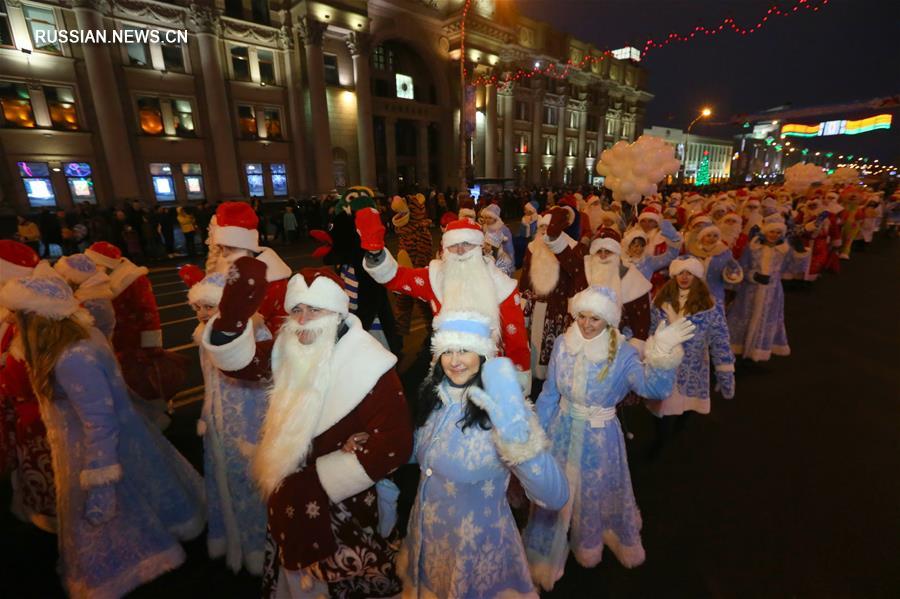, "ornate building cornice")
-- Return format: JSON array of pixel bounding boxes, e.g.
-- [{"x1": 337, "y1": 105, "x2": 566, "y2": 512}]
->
[
  {"x1": 114, "y1": 0, "x2": 186, "y2": 26},
  {"x1": 346, "y1": 31, "x2": 371, "y2": 57},
  {"x1": 278, "y1": 25, "x2": 294, "y2": 50},
  {"x1": 297, "y1": 17, "x2": 328, "y2": 47},
  {"x1": 188, "y1": 3, "x2": 221, "y2": 35},
  {"x1": 71, "y1": 0, "x2": 111, "y2": 14},
  {"x1": 221, "y1": 16, "x2": 279, "y2": 47}
]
